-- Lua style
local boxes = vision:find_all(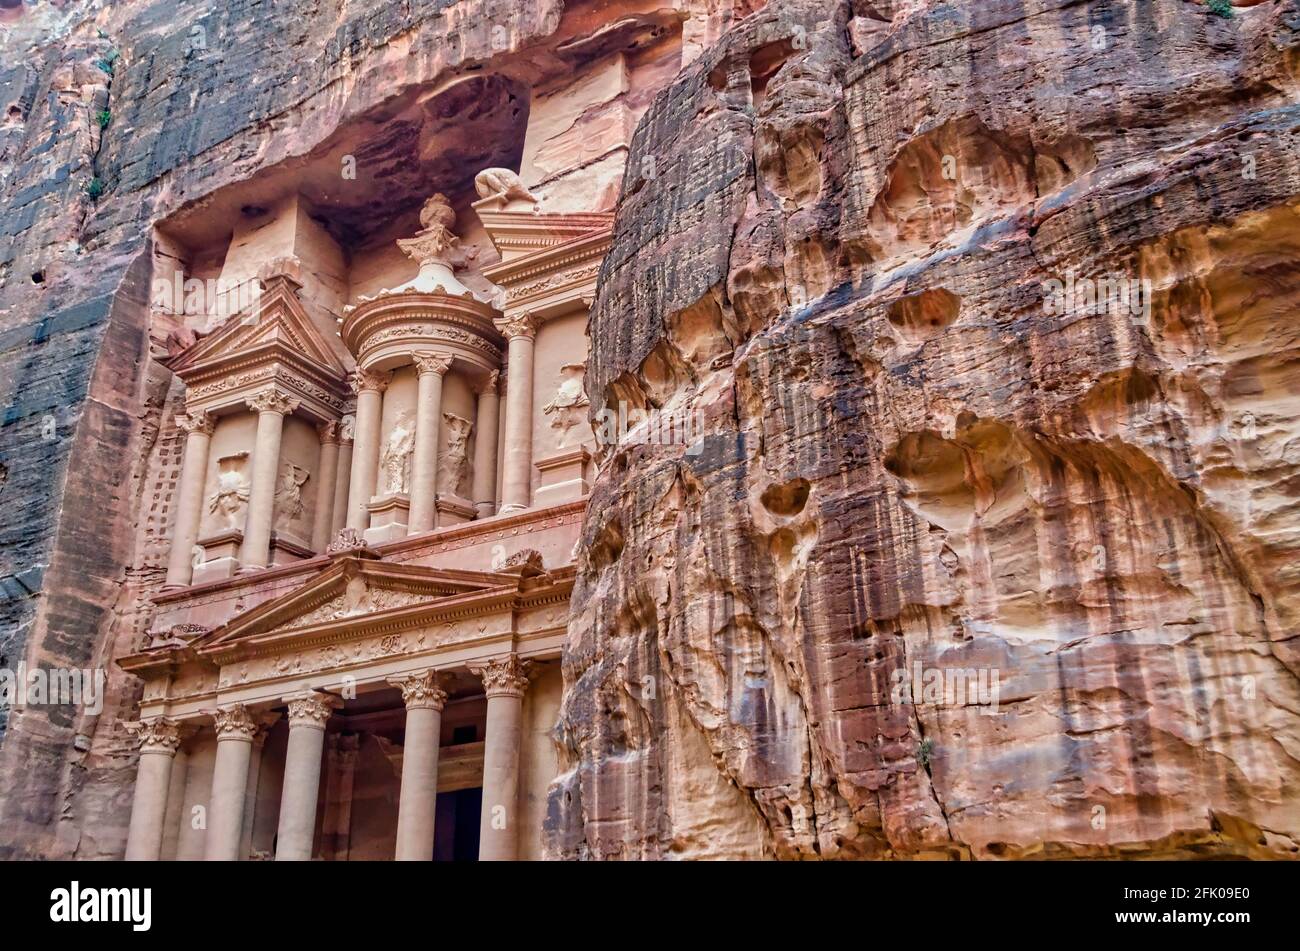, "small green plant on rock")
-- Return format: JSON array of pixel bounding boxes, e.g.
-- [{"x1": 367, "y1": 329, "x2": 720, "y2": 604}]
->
[
  {"x1": 917, "y1": 737, "x2": 934, "y2": 769},
  {"x1": 95, "y1": 109, "x2": 111, "y2": 129},
  {"x1": 86, "y1": 178, "x2": 105, "y2": 201},
  {"x1": 1207, "y1": 0, "x2": 1234, "y2": 18}
]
